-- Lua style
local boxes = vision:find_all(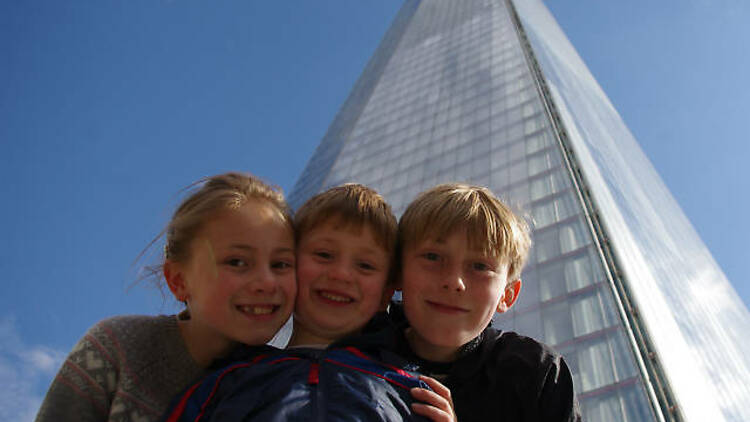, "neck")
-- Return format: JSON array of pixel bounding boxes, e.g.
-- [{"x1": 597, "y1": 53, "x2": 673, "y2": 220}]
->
[
  {"x1": 405, "y1": 327, "x2": 460, "y2": 363},
  {"x1": 287, "y1": 319, "x2": 341, "y2": 348},
  {"x1": 177, "y1": 318, "x2": 235, "y2": 367}
]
